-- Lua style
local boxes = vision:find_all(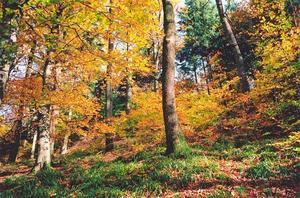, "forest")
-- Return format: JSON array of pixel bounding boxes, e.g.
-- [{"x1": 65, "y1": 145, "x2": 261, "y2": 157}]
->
[{"x1": 0, "y1": 0, "x2": 299, "y2": 197}]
